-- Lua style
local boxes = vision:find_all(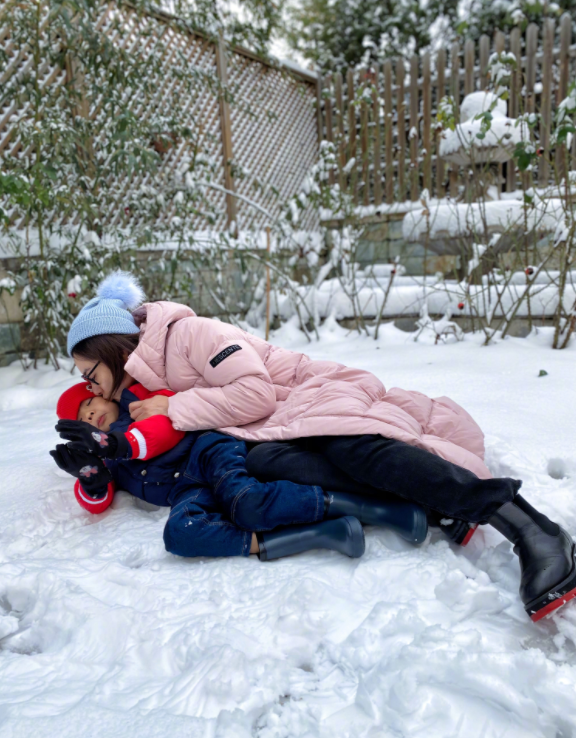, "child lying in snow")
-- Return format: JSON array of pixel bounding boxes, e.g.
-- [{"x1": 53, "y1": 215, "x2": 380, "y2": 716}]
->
[{"x1": 50, "y1": 382, "x2": 427, "y2": 561}]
